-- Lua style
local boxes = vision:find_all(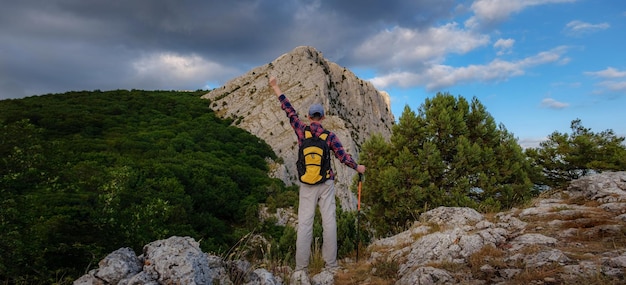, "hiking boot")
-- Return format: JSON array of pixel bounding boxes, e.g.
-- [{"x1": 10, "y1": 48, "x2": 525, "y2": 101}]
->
[
  {"x1": 324, "y1": 265, "x2": 343, "y2": 275},
  {"x1": 290, "y1": 270, "x2": 311, "y2": 285}
]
